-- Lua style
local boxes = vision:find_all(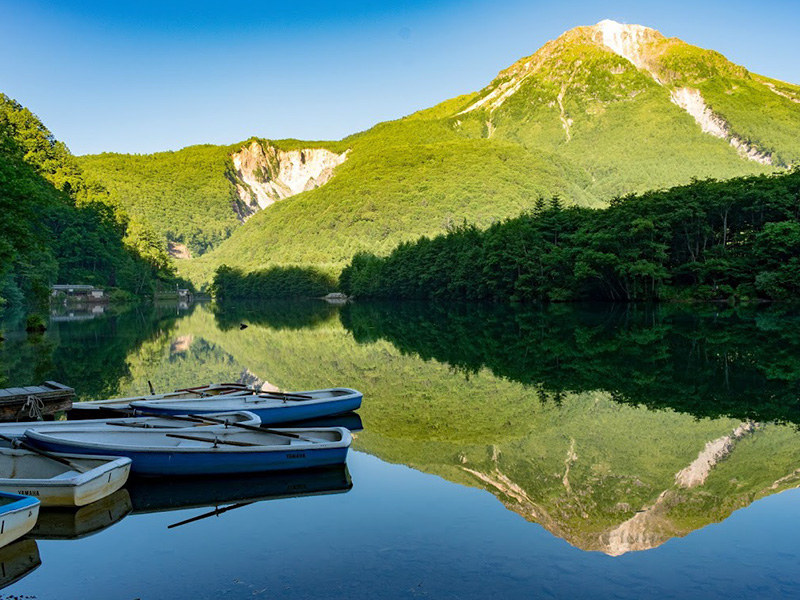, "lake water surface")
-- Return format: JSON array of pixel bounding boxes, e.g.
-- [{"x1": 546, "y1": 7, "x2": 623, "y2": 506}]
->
[{"x1": 0, "y1": 300, "x2": 799, "y2": 599}]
